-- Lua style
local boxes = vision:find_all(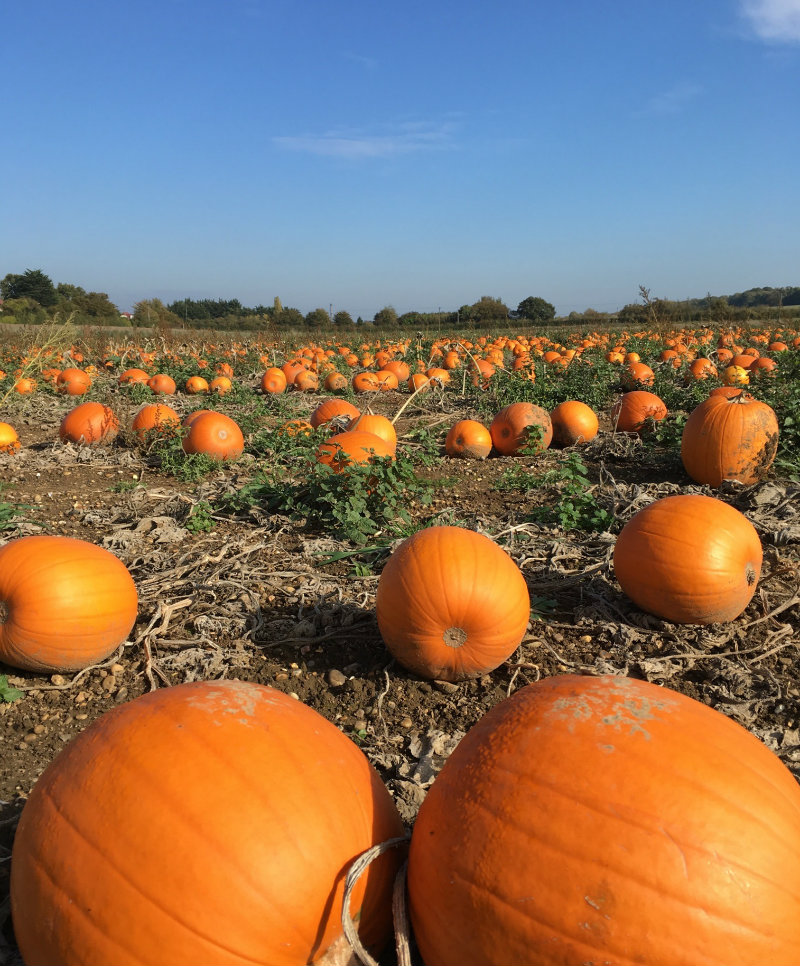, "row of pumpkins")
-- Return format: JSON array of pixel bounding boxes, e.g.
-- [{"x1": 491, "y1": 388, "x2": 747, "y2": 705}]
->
[
  {"x1": 0, "y1": 382, "x2": 782, "y2": 494},
  {"x1": 1, "y1": 481, "x2": 793, "y2": 965}
]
